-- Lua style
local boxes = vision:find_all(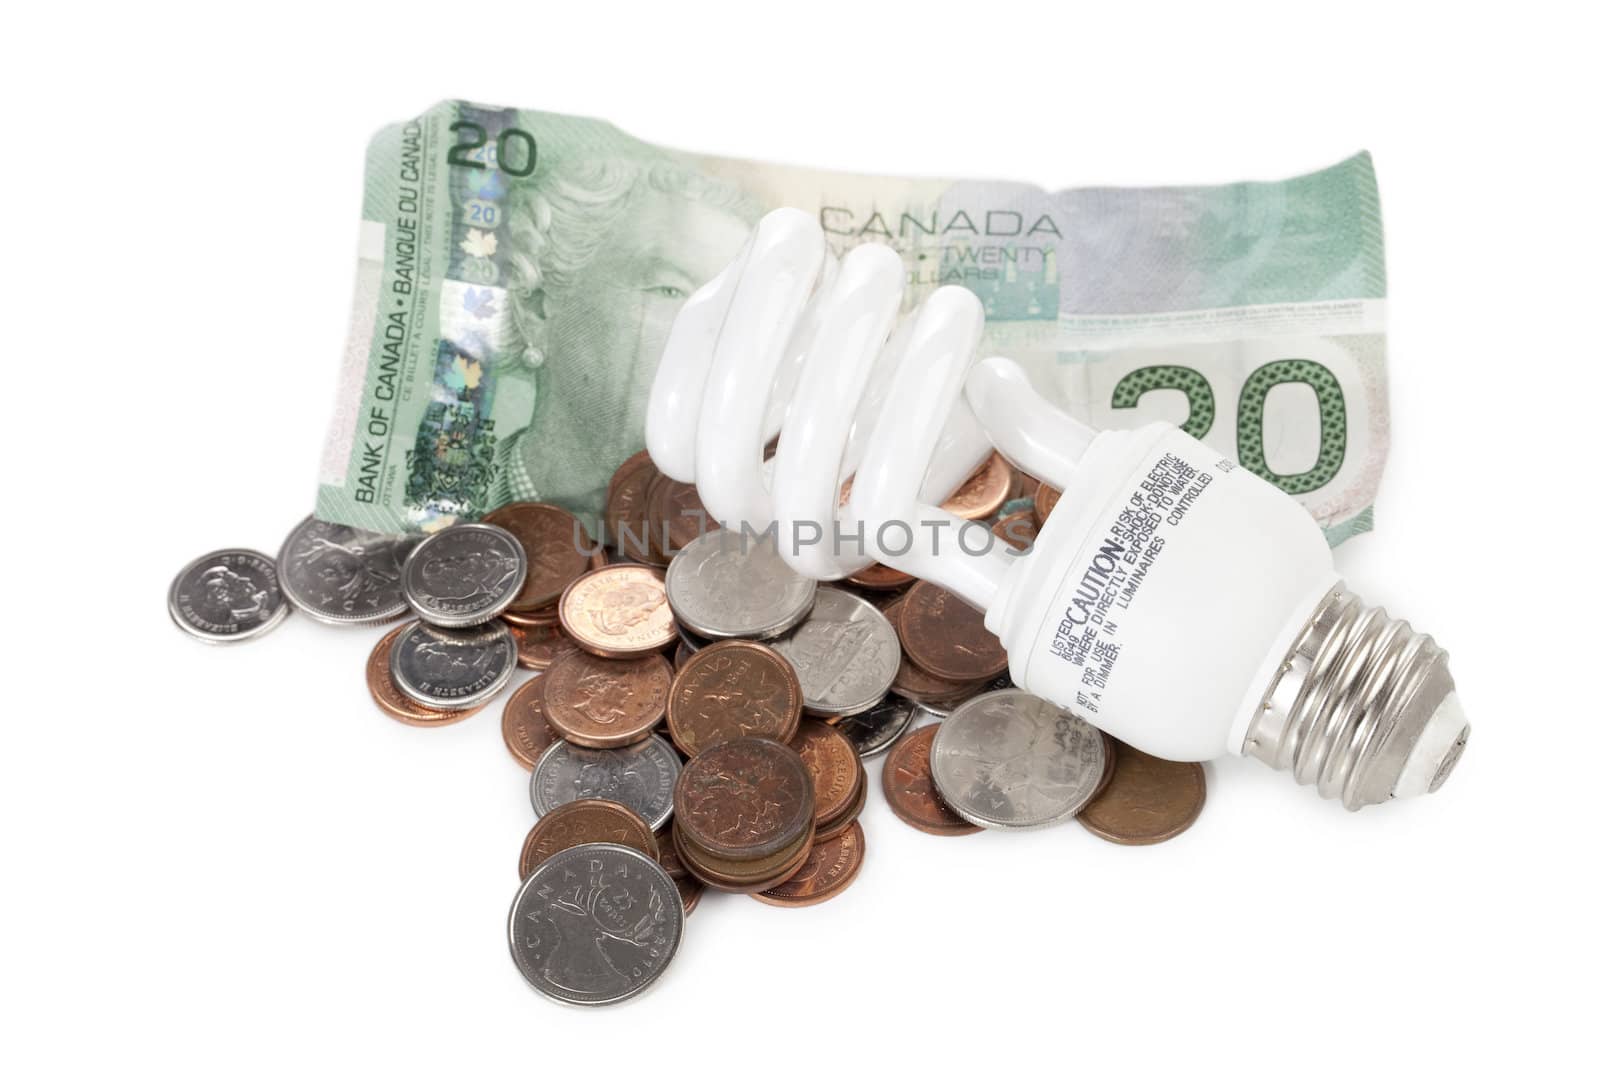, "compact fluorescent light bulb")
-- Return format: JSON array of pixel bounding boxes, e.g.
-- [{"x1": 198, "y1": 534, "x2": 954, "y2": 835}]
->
[{"x1": 649, "y1": 209, "x2": 1468, "y2": 810}]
